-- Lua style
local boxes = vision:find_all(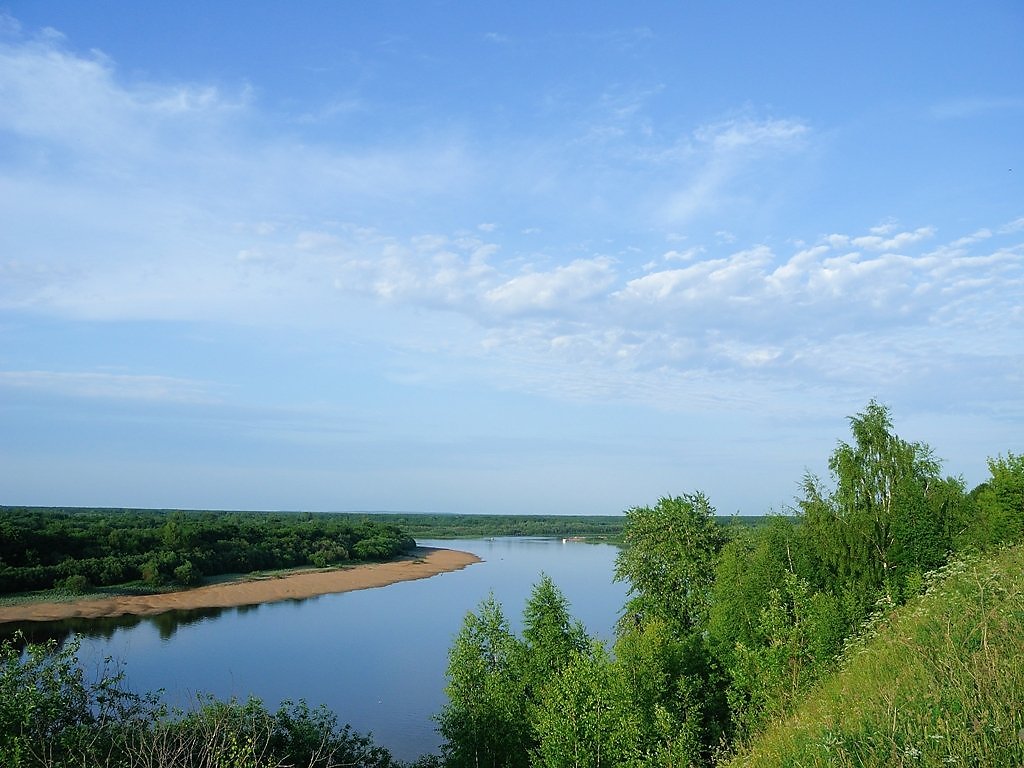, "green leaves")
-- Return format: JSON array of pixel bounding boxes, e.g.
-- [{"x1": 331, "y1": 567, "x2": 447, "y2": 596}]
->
[
  {"x1": 0, "y1": 634, "x2": 399, "y2": 768},
  {"x1": 439, "y1": 596, "x2": 531, "y2": 768},
  {"x1": 963, "y1": 452, "x2": 1024, "y2": 549},
  {"x1": 802, "y1": 400, "x2": 959, "y2": 603},
  {"x1": 614, "y1": 493, "x2": 725, "y2": 635}
]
